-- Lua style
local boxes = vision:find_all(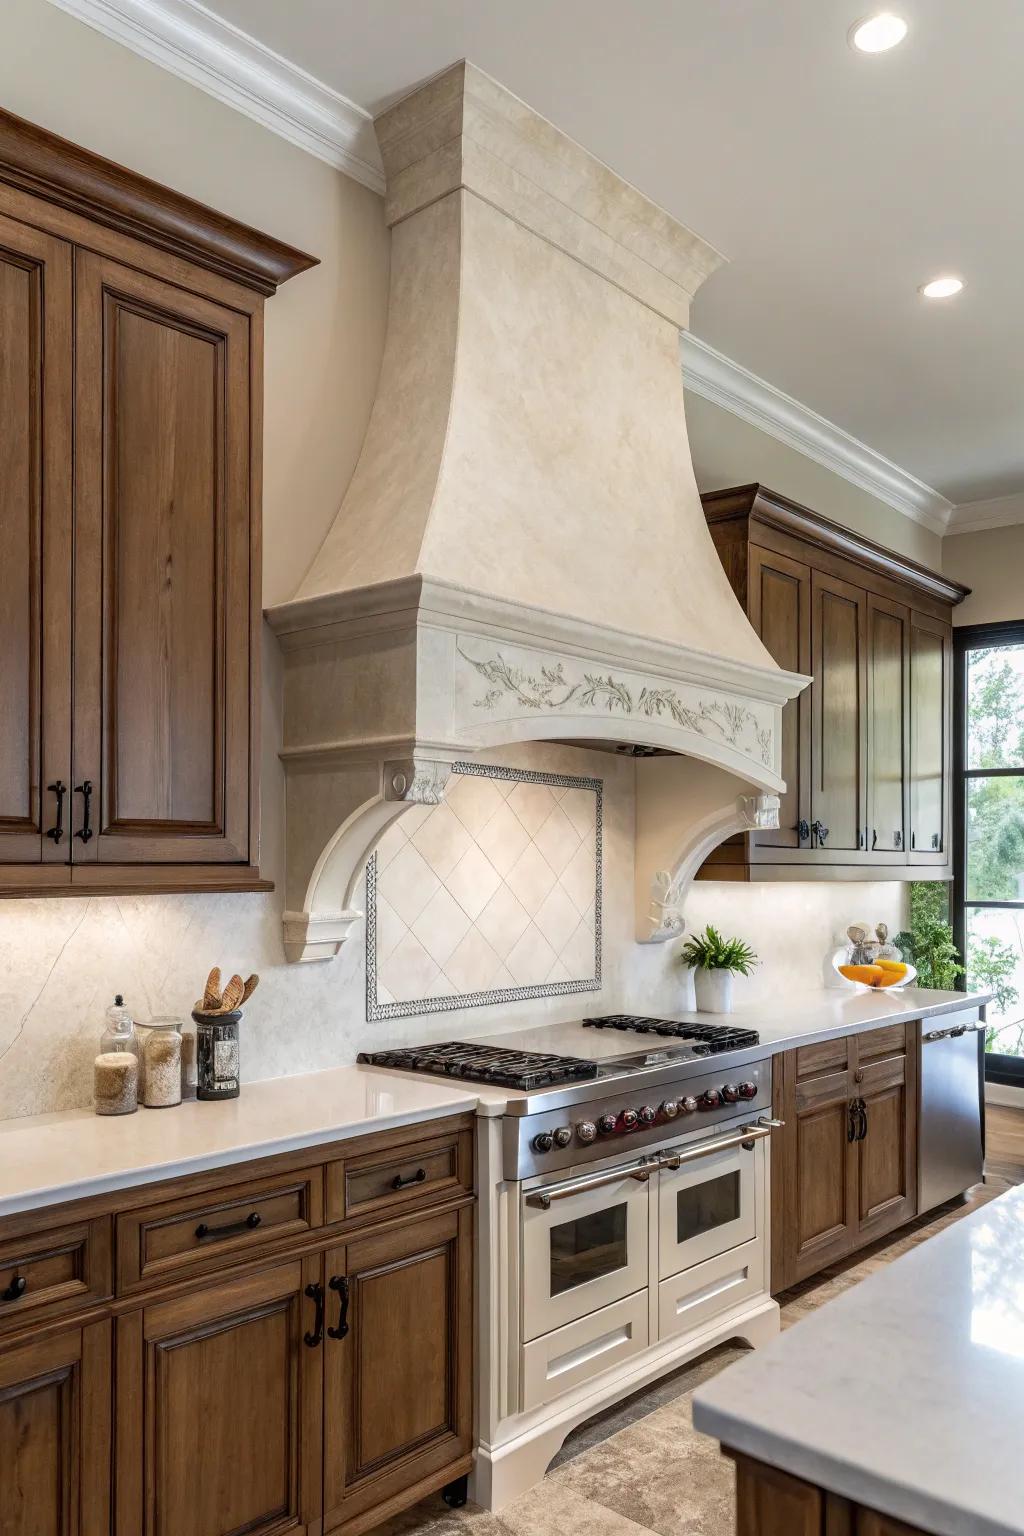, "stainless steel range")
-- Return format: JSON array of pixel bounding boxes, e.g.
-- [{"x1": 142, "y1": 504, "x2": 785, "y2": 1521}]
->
[{"x1": 361, "y1": 1014, "x2": 782, "y2": 1510}]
